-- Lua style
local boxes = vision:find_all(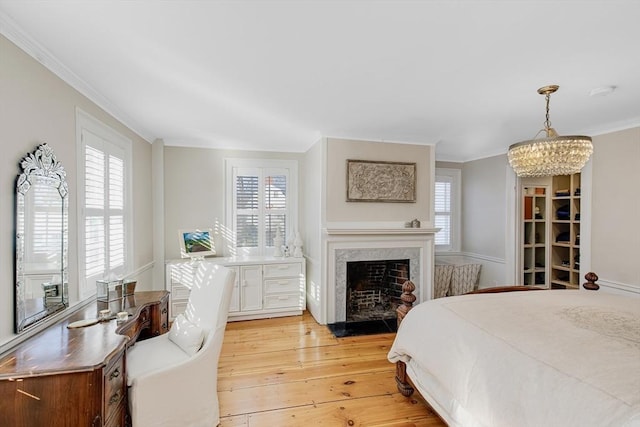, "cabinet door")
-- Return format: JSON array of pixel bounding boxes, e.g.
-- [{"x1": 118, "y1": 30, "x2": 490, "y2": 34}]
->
[
  {"x1": 240, "y1": 265, "x2": 262, "y2": 311},
  {"x1": 227, "y1": 266, "x2": 240, "y2": 313}
]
